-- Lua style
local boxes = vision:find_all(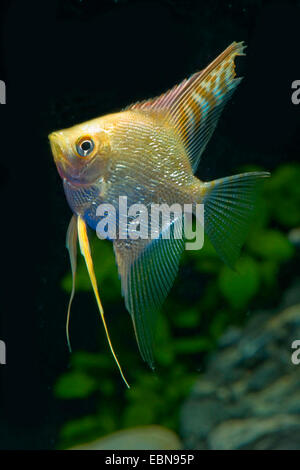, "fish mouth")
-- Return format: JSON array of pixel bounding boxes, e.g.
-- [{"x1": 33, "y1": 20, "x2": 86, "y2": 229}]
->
[
  {"x1": 48, "y1": 132, "x2": 94, "y2": 185},
  {"x1": 49, "y1": 132, "x2": 64, "y2": 161},
  {"x1": 49, "y1": 132, "x2": 69, "y2": 179}
]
